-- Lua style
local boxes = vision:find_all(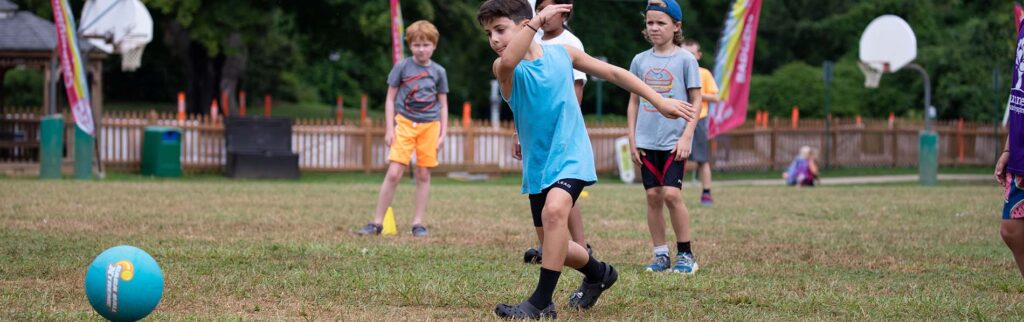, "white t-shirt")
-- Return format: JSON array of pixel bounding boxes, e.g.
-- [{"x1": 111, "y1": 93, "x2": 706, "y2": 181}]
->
[{"x1": 535, "y1": 30, "x2": 588, "y2": 84}]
